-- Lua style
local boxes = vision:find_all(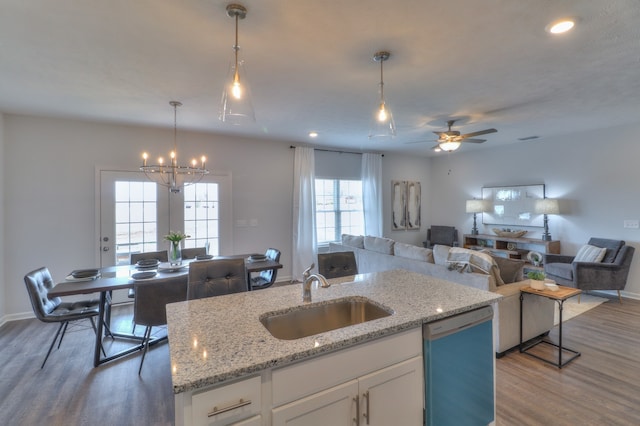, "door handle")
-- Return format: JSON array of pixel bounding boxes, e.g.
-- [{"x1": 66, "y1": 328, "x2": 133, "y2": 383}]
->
[
  {"x1": 353, "y1": 396, "x2": 360, "y2": 425},
  {"x1": 363, "y1": 391, "x2": 370, "y2": 424}
]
